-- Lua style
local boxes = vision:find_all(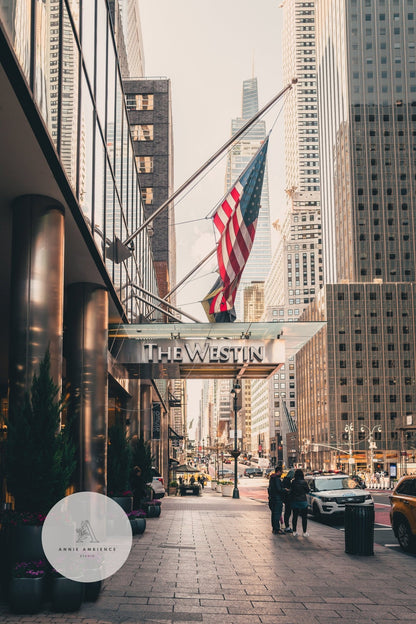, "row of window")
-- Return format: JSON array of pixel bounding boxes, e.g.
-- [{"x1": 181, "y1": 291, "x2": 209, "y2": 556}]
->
[
  {"x1": 337, "y1": 291, "x2": 412, "y2": 300},
  {"x1": 340, "y1": 360, "x2": 414, "y2": 368},
  {"x1": 340, "y1": 343, "x2": 412, "y2": 351},
  {"x1": 340, "y1": 377, "x2": 413, "y2": 385},
  {"x1": 340, "y1": 394, "x2": 412, "y2": 402}
]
